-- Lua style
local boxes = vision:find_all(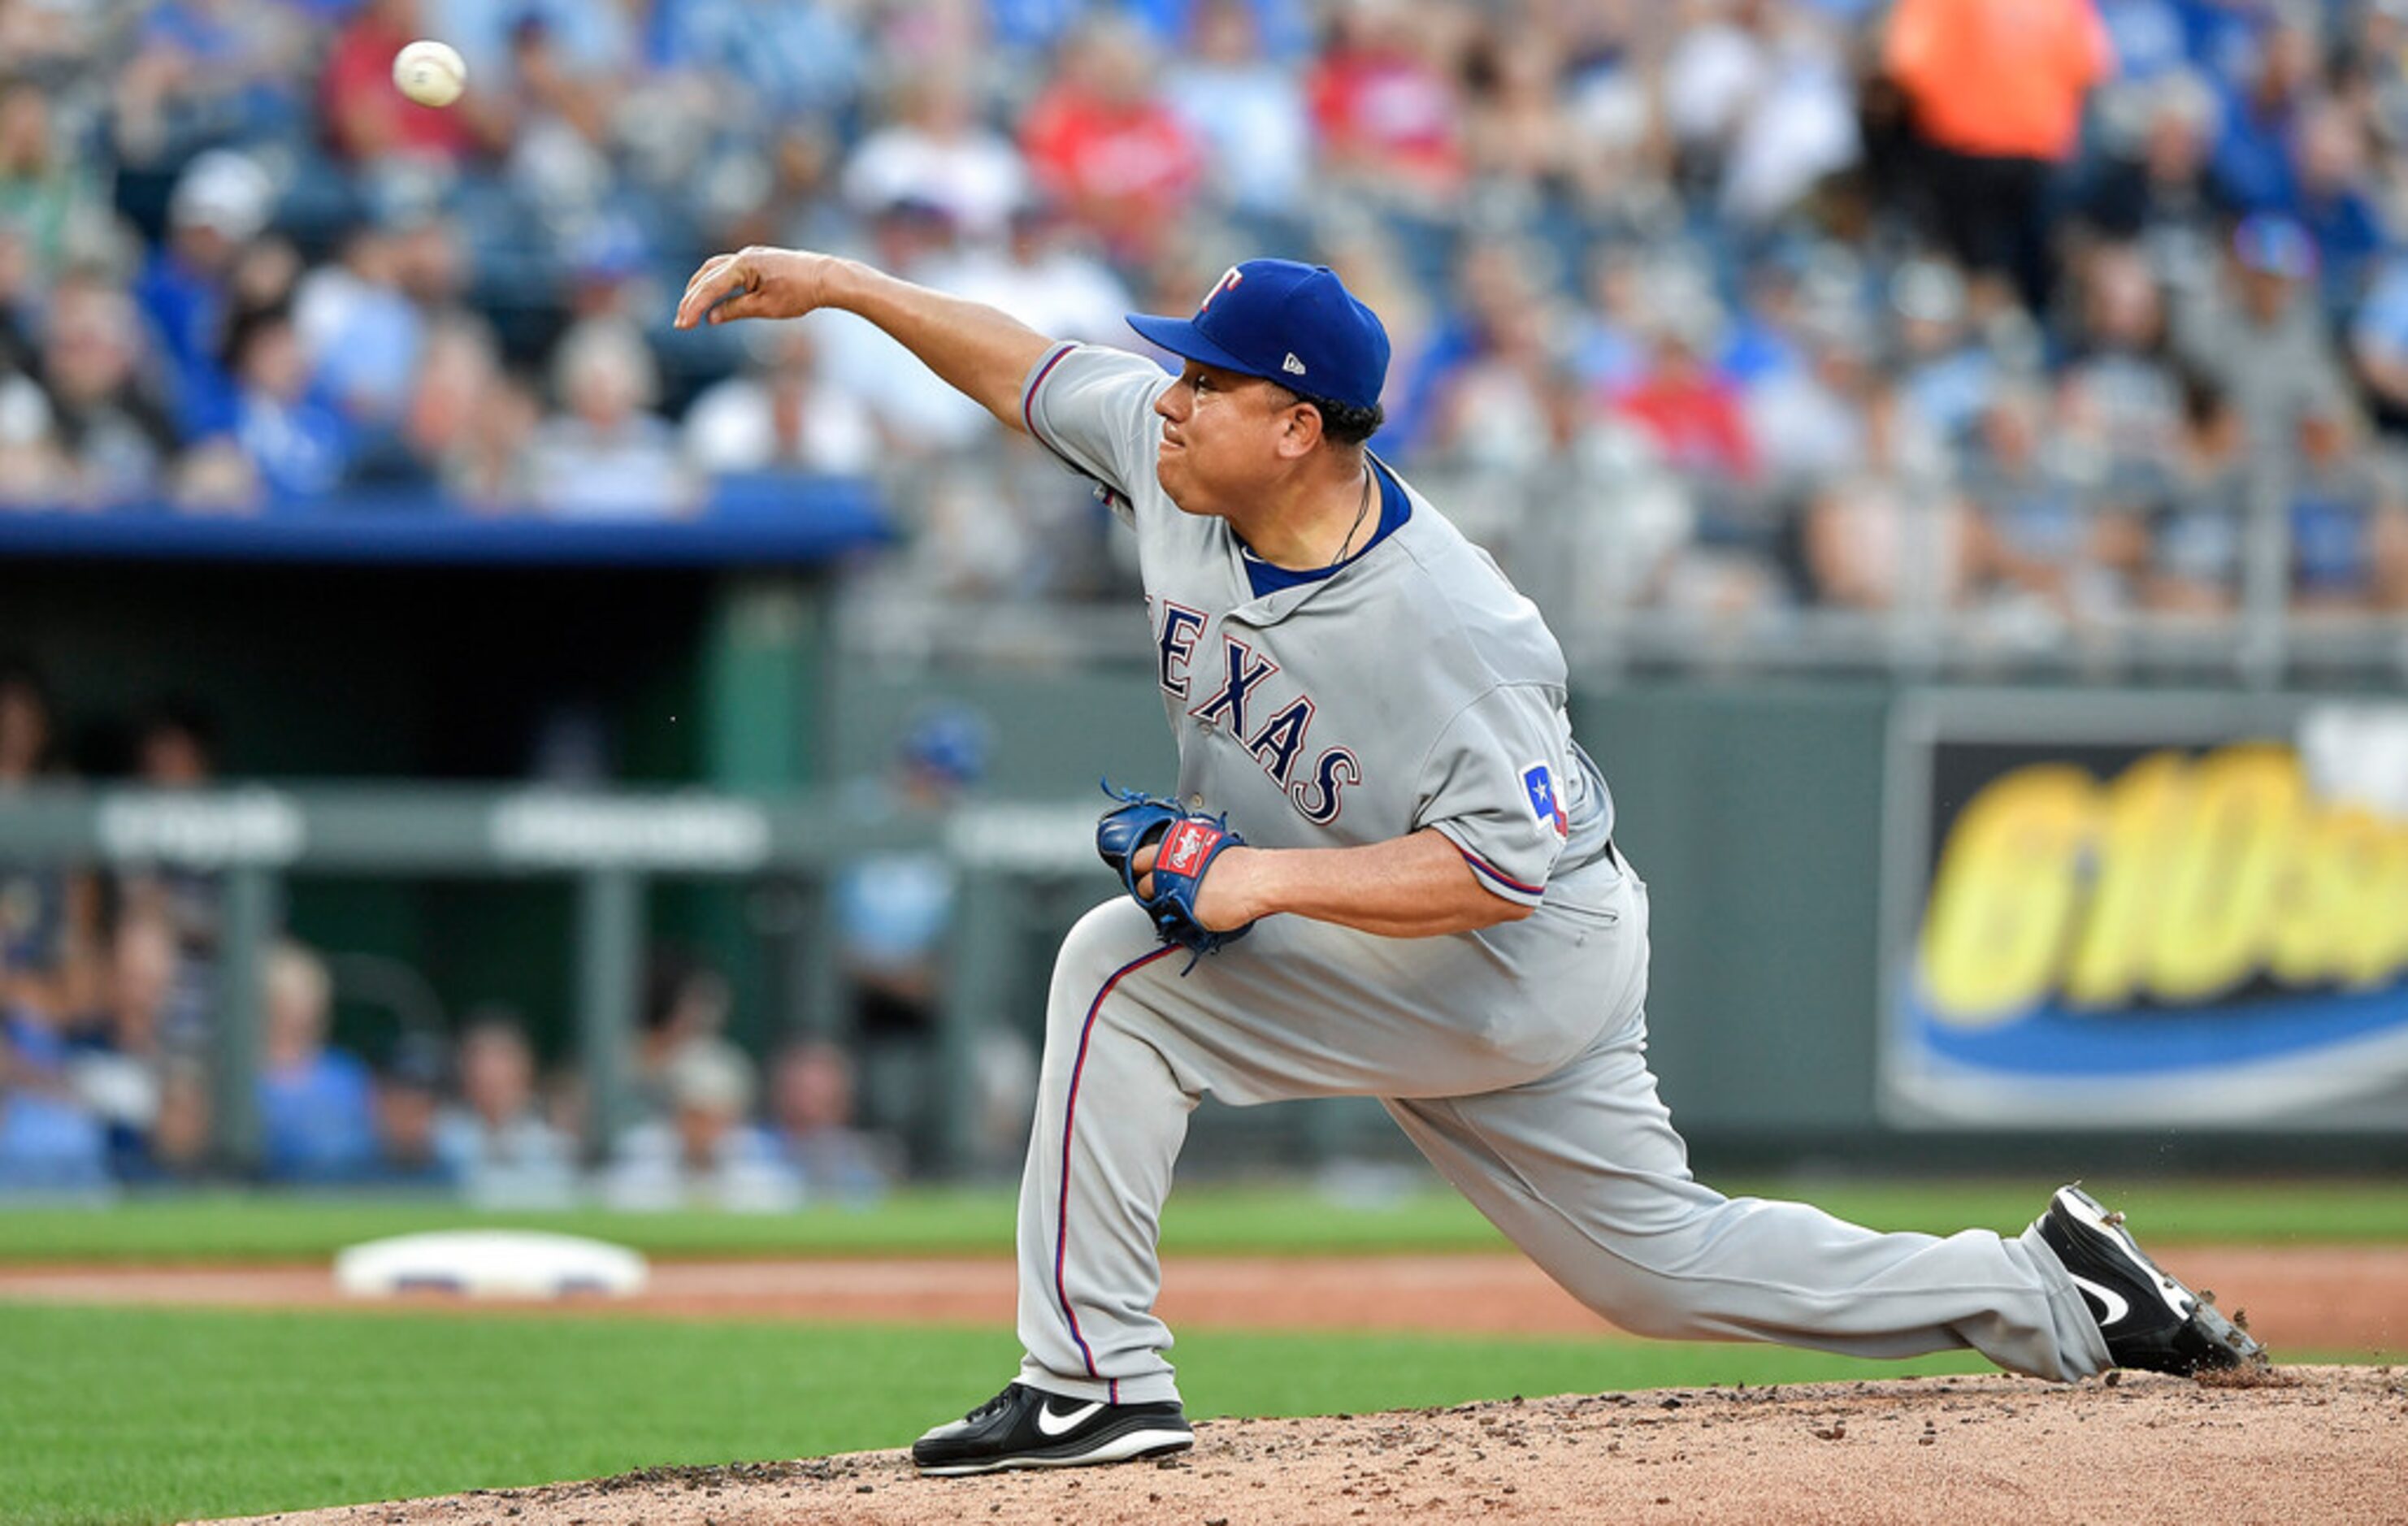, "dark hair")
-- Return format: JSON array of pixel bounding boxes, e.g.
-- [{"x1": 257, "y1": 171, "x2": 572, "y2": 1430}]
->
[
  {"x1": 0, "y1": 654, "x2": 50, "y2": 710},
  {"x1": 139, "y1": 693, "x2": 219, "y2": 763},
  {"x1": 641, "y1": 945, "x2": 727, "y2": 1033},
  {"x1": 2176, "y1": 368, "x2": 2230, "y2": 428},
  {"x1": 1278, "y1": 389, "x2": 1384, "y2": 449},
  {"x1": 0, "y1": 655, "x2": 55, "y2": 771},
  {"x1": 219, "y1": 301, "x2": 293, "y2": 375}
]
